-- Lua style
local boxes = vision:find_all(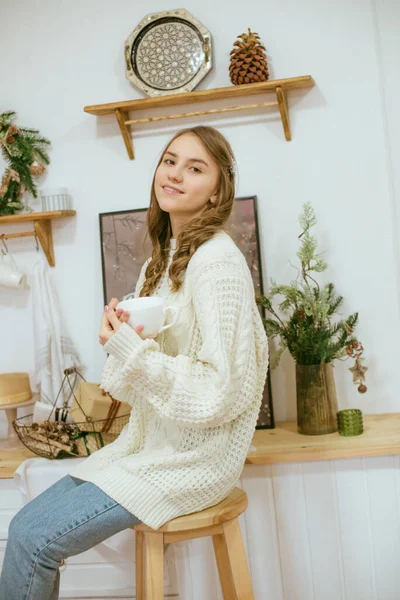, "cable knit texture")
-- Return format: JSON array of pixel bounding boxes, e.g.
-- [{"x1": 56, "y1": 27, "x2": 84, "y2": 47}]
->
[{"x1": 68, "y1": 231, "x2": 269, "y2": 529}]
